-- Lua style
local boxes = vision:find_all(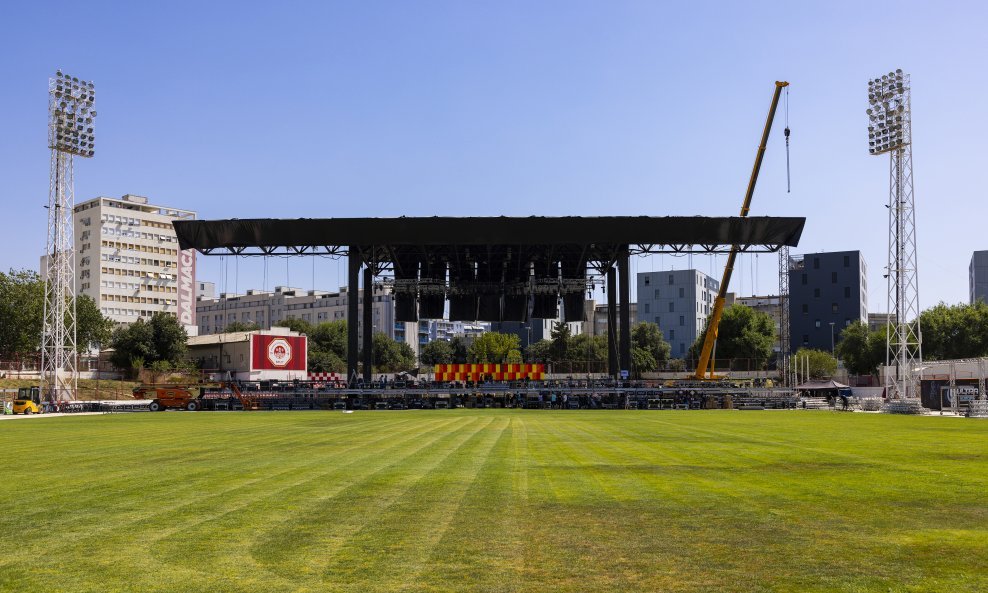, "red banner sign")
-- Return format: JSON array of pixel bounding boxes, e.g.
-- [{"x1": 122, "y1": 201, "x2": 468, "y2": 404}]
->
[{"x1": 251, "y1": 335, "x2": 307, "y2": 371}]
